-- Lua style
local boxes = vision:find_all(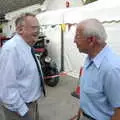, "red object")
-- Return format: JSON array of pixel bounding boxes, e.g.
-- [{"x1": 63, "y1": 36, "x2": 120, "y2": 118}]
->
[
  {"x1": 44, "y1": 71, "x2": 67, "y2": 79},
  {"x1": 66, "y1": 1, "x2": 70, "y2": 8},
  {"x1": 71, "y1": 67, "x2": 83, "y2": 99},
  {"x1": 80, "y1": 67, "x2": 83, "y2": 76},
  {"x1": 35, "y1": 48, "x2": 45, "y2": 53},
  {"x1": 74, "y1": 85, "x2": 80, "y2": 96},
  {"x1": 0, "y1": 36, "x2": 10, "y2": 47}
]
